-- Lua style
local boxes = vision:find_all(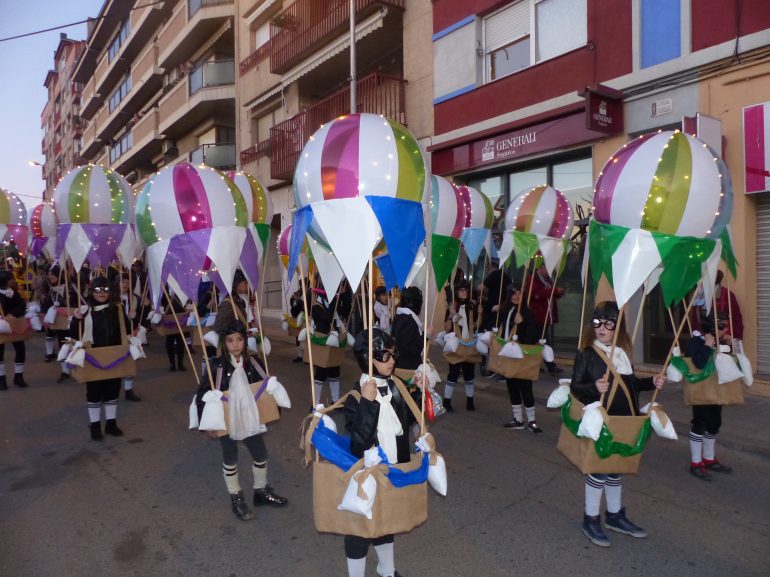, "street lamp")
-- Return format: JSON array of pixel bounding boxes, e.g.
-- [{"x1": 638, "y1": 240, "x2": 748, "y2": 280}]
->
[{"x1": 27, "y1": 160, "x2": 43, "y2": 167}]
